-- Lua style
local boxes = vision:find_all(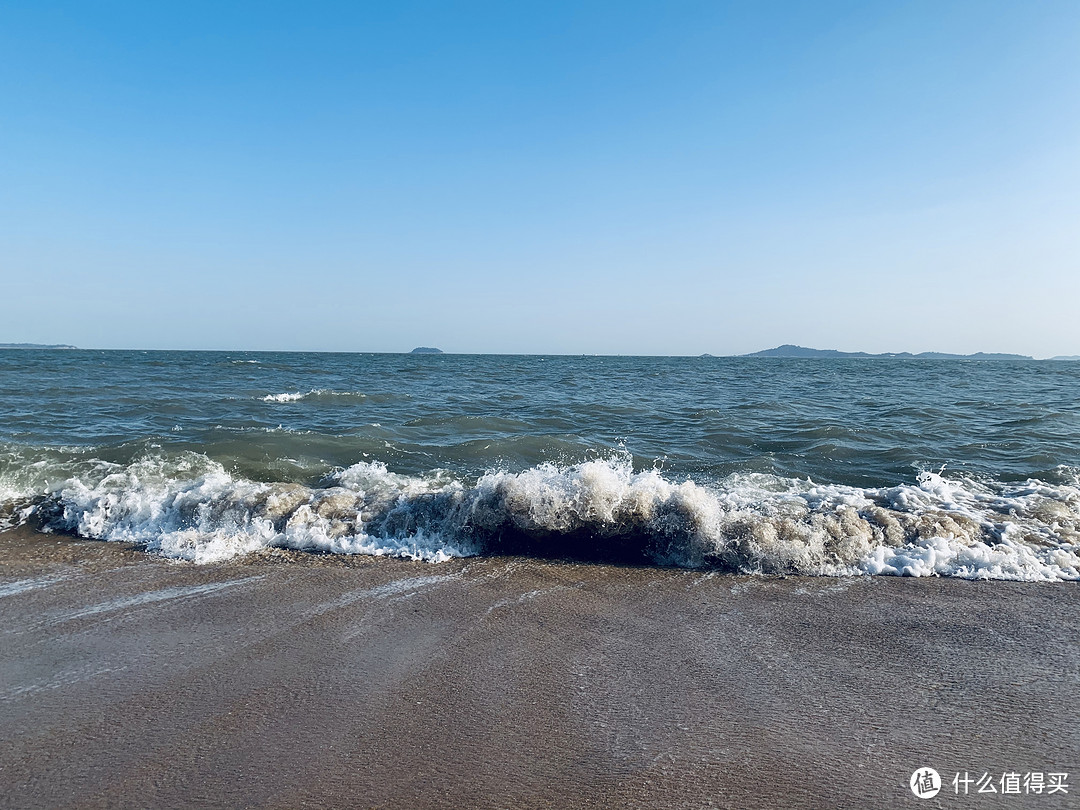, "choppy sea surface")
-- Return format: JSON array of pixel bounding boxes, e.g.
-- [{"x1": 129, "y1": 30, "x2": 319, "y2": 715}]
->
[{"x1": 1, "y1": 350, "x2": 1078, "y2": 580}]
